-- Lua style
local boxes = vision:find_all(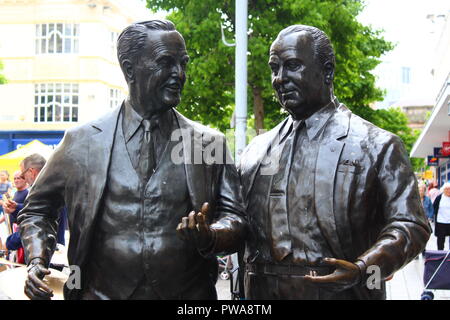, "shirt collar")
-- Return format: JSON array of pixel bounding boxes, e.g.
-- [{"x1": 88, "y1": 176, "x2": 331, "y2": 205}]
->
[
  {"x1": 123, "y1": 99, "x2": 175, "y2": 143},
  {"x1": 123, "y1": 99, "x2": 143, "y2": 143},
  {"x1": 283, "y1": 97, "x2": 338, "y2": 142},
  {"x1": 303, "y1": 98, "x2": 338, "y2": 140}
]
